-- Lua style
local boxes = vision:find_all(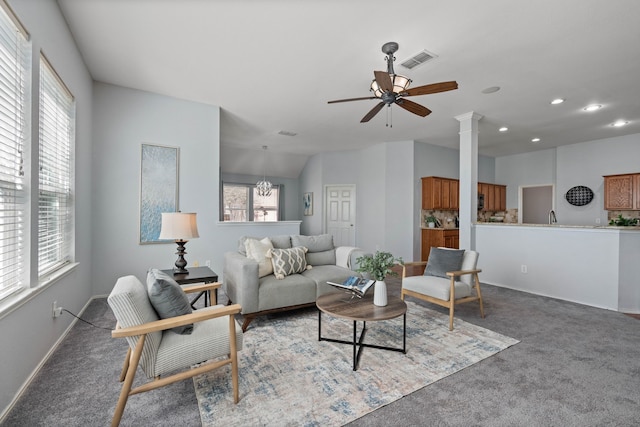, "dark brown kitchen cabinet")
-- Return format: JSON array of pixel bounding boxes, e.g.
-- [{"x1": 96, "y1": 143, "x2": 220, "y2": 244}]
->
[
  {"x1": 478, "y1": 182, "x2": 506, "y2": 211},
  {"x1": 421, "y1": 228, "x2": 460, "y2": 261},
  {"x1": 422, "y1": 177, "x2": 459, "y2": 210}
]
